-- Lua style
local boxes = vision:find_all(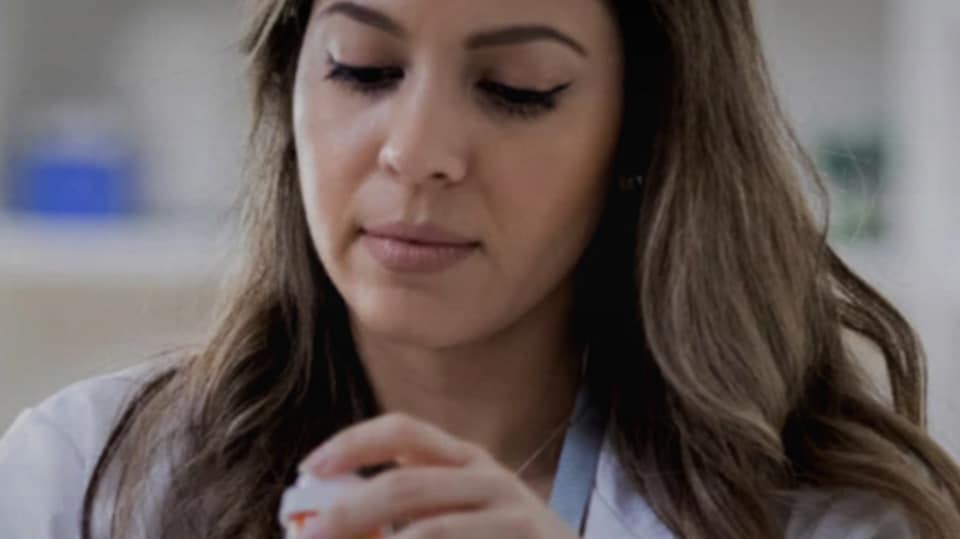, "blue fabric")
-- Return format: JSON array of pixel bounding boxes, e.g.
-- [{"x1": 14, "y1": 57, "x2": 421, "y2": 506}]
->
[{"x1": 548, "y1": 384, "x2": 607, "y2": 533}]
